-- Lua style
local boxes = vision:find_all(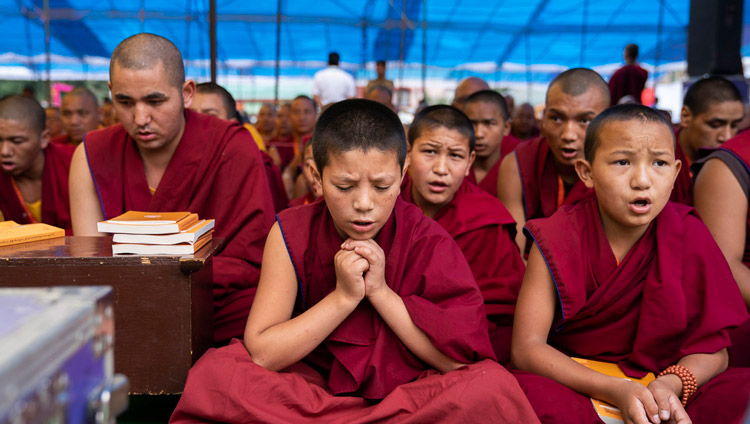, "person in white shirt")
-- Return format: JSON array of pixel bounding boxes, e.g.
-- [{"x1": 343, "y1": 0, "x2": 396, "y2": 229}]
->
[{"x1": 312, "y1": 52, "x2": 356, "y2": 107}]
